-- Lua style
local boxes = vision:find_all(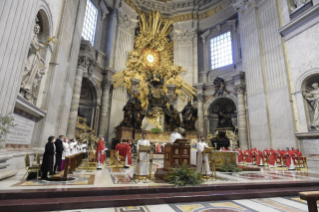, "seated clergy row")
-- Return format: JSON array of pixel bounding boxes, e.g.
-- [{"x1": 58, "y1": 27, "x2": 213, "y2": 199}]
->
[
  {"x1": 41, "y1": 135, "x2": 87, "y2": 180},
  {"x1": 237, "y1": 146, "x2": 303, "y2": 170}
]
